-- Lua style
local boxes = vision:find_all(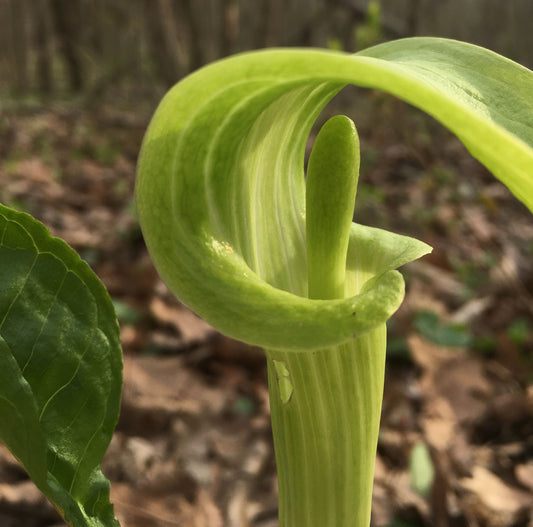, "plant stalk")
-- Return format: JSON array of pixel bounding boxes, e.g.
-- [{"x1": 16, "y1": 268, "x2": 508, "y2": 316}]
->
[{"x1": 266, "y1": 326, "x2": 386, "y2": 527}]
